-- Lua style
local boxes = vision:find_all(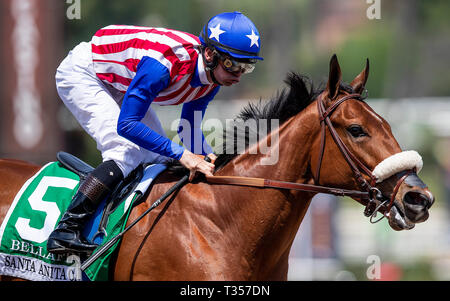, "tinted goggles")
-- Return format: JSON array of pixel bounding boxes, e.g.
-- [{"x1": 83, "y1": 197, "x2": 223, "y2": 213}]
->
[{"x1": 215, "y1": 51, "x2": 256, "y2": 74}]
